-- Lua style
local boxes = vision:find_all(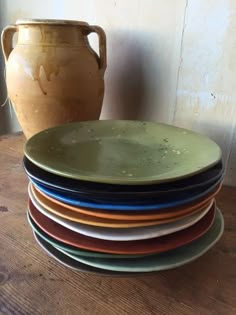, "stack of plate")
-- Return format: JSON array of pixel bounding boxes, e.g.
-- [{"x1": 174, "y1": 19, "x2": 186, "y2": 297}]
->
[{"x1": 23, "y1": 120, "x2": 224, "y2": 275}]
